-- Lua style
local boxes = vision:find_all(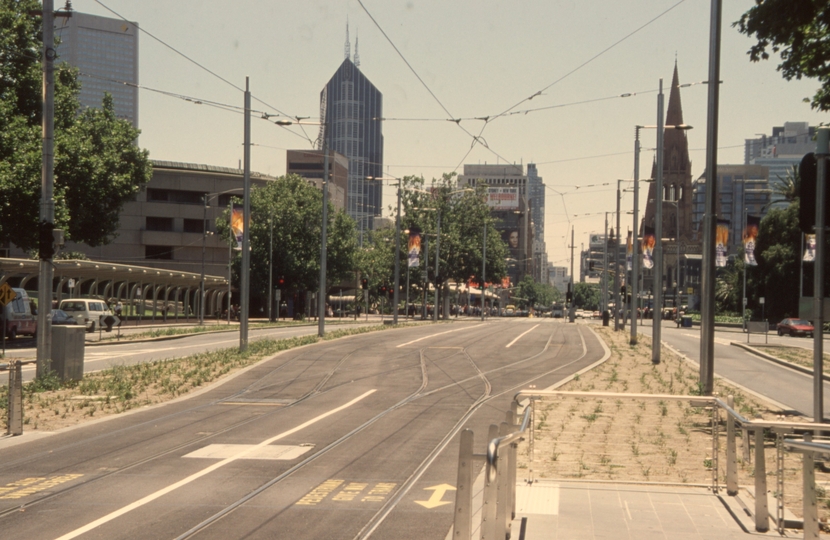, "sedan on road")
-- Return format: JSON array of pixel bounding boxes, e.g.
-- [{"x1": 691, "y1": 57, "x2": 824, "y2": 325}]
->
[
  {"x1": 51, "y1": 309, "x2": 78, "y2": 326},
  {"x1": 777, "y1": 318, "x2": 814, "y2": 337}
]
